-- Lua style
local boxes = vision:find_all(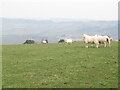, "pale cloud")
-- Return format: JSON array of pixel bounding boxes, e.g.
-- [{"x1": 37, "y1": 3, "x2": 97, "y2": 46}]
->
[{"x1": 1, "y1": 0, "x2": 119, "y2": 20}]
